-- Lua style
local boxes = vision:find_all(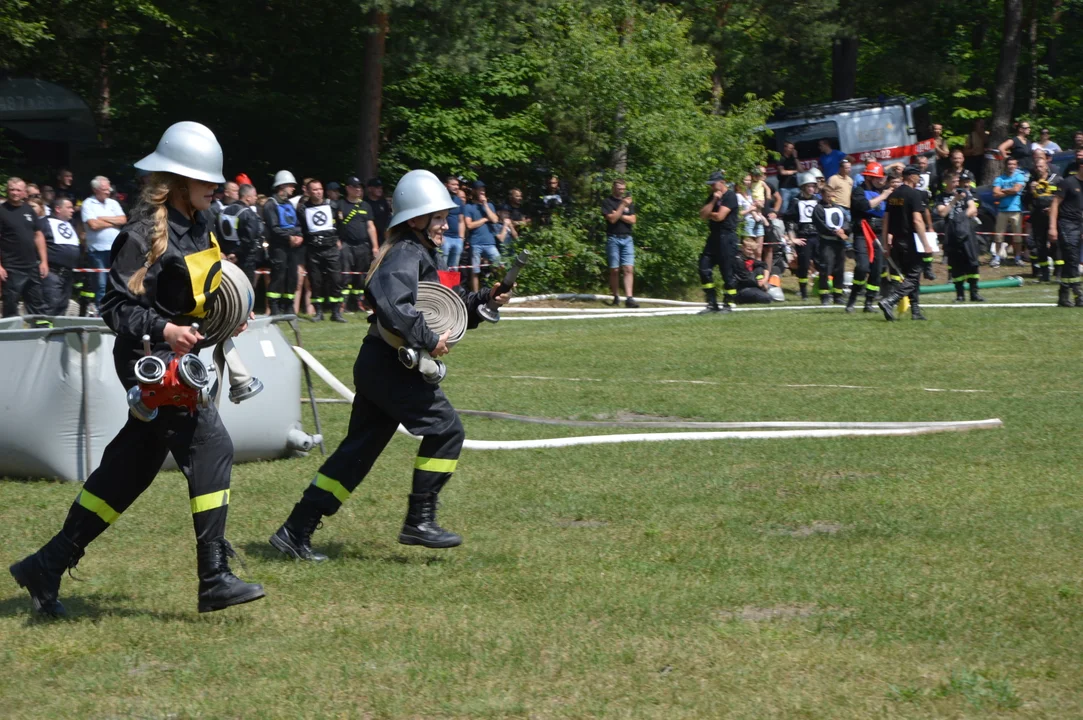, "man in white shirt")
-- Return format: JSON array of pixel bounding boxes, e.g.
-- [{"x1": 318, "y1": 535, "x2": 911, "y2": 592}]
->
[{"x1": 80, "y1": 175, "x2": 126, "y2": 310}]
